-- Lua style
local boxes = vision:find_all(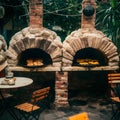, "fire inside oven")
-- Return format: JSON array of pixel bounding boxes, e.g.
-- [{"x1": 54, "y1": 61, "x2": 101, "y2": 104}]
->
[
  {"x1": 72, "y1": 48, "x2": 108, "y2": 67},
  {"x1": 18, "y1": 48, "x2": 52, "y2": 67}
]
